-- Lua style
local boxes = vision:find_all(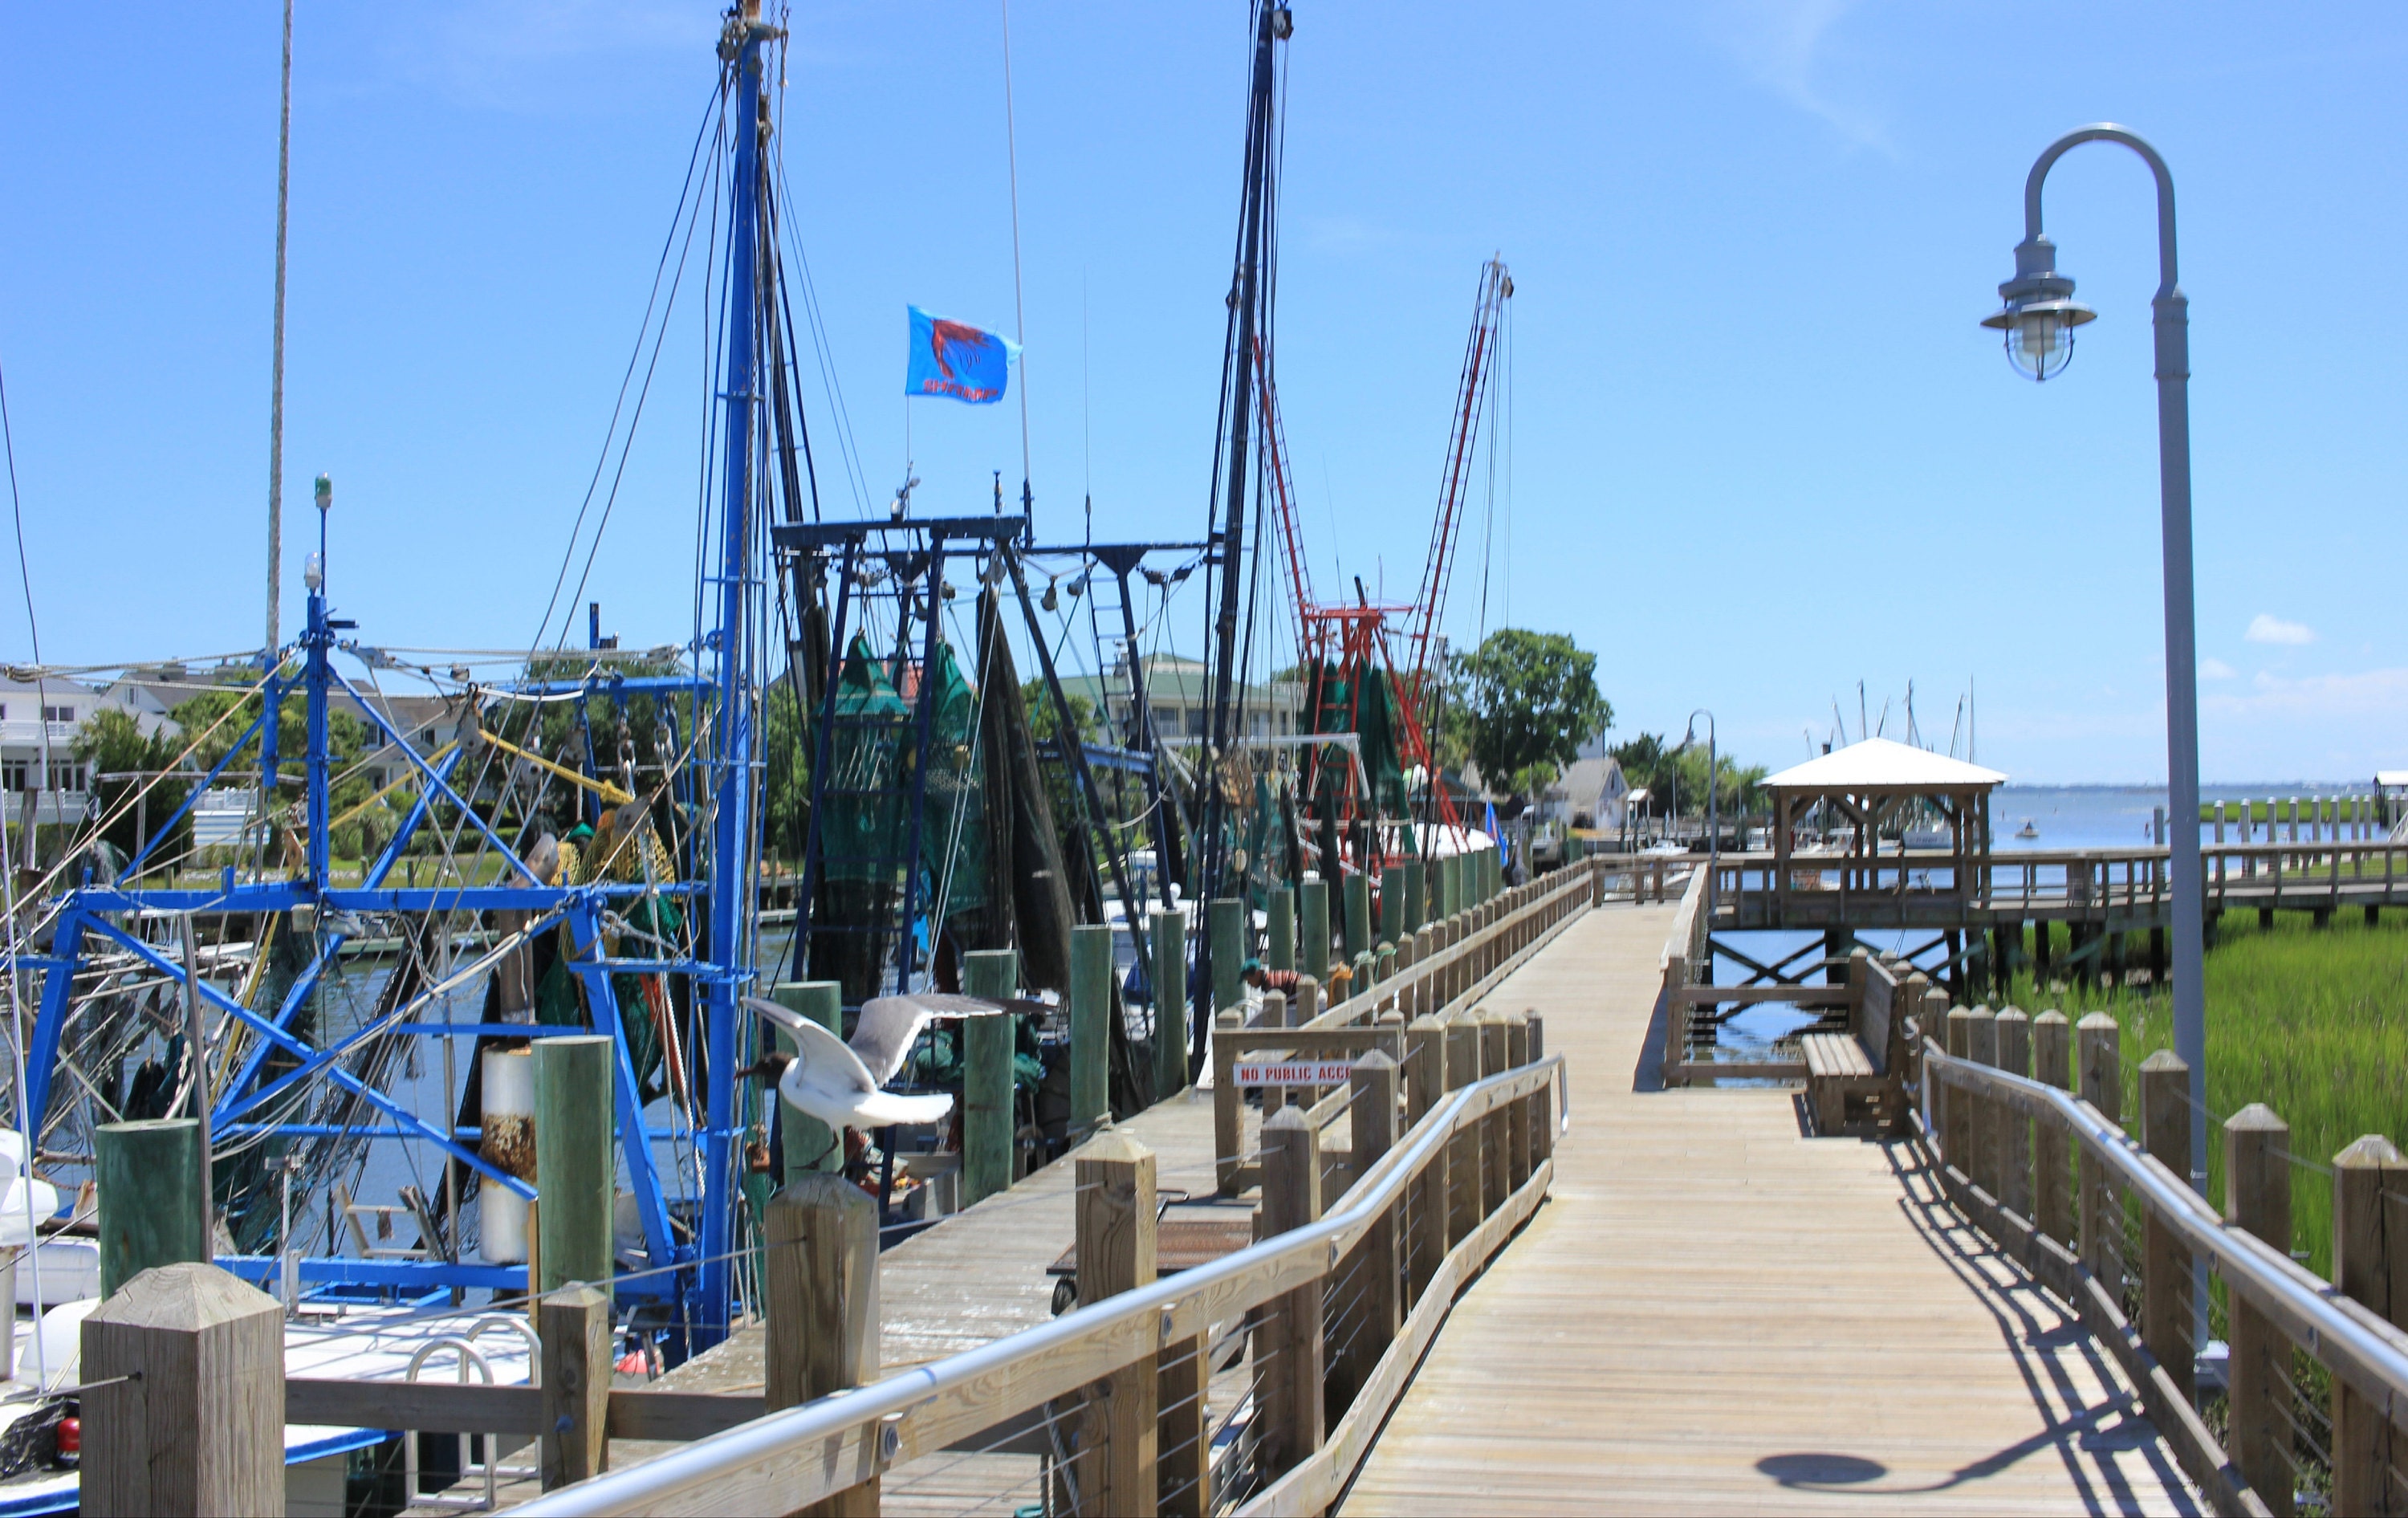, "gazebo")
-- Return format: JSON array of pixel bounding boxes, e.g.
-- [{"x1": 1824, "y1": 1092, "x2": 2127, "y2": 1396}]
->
[{"x1": 1762, "y1": 738, "x2": 2007, "y2": 922}]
